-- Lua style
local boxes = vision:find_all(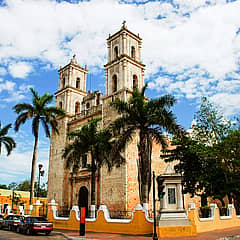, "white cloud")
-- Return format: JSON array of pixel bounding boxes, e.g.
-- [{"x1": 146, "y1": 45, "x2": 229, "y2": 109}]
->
[
  {"x1": 0, "y1": 146, "x2": 49, "y2": 185},
  {"x1": 0, "y1": 0, "x2": 239, "y2": 116},
  {"x1": 0, "y1": 67, "x2": 7, "y2": 76},
  {"x1": 210, "y1": 93, "x2": 240, "y2": 116},
  {"x1": 0, "y1": 80, "x2": 15, "y2": 92},
  {"x1": 8, "y1": 62, "x2": 33, "y2": 78}
]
